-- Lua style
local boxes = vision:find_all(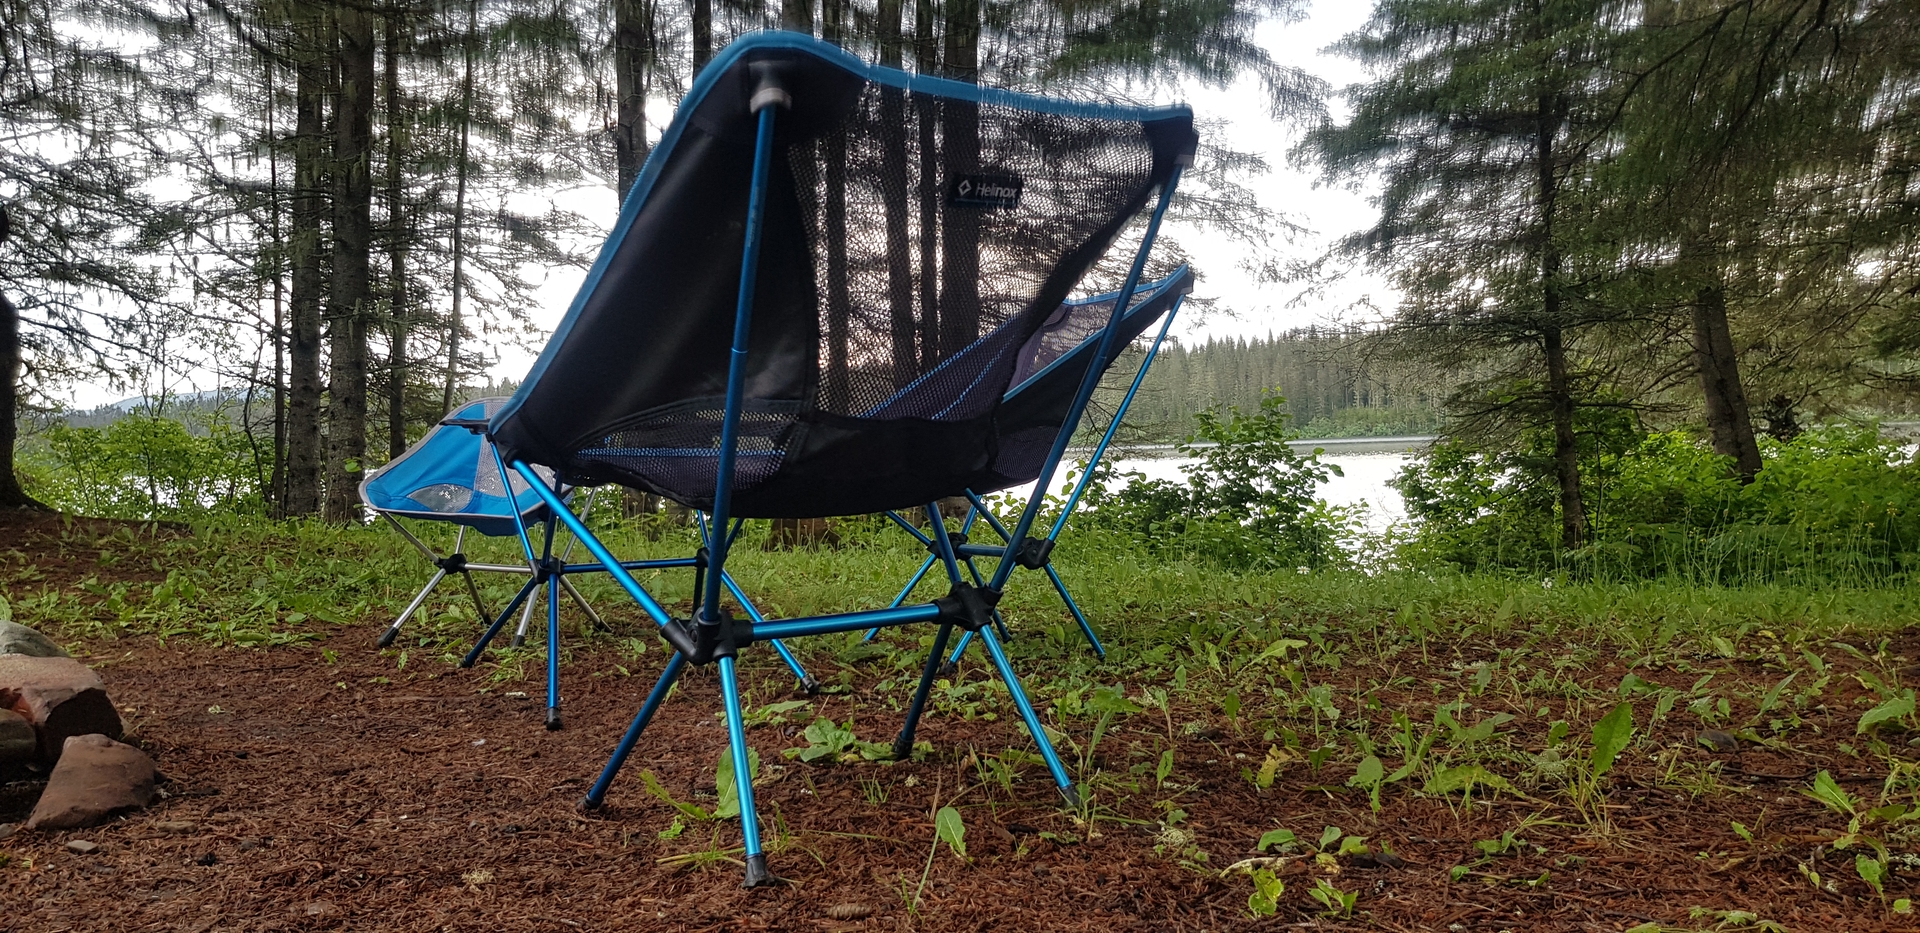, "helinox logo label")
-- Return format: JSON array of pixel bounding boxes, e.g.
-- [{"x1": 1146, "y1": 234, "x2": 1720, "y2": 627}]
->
[{"x1": 947, "y1": 173, "x2": 1023, "y2": 210}]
